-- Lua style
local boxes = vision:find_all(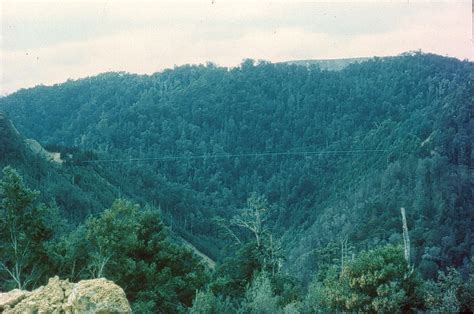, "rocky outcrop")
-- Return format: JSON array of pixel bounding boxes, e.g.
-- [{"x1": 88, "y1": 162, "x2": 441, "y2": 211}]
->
[
  {"x1": 0, "y1": 277, "x2": 131, "y2": 313},
  {"x1": 66, "y1": 278, "x2": 132, "y2": 313},
  {"x1": 0, "y1": 290, "x2": 30, "y2": 311}
]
